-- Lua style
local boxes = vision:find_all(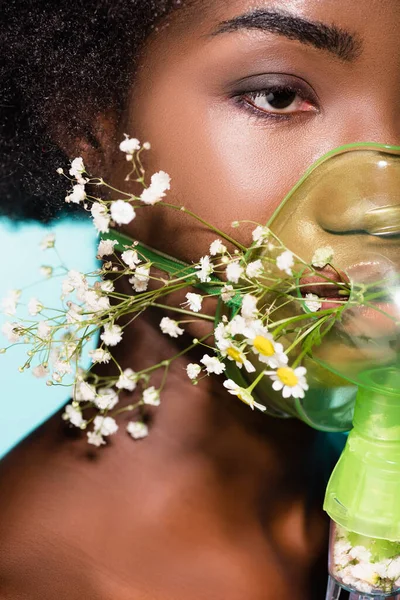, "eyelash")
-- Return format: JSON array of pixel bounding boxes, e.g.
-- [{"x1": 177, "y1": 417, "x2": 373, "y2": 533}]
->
[{"x1": 234, "y1": 85, "x2": 318, "y2": 121}]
